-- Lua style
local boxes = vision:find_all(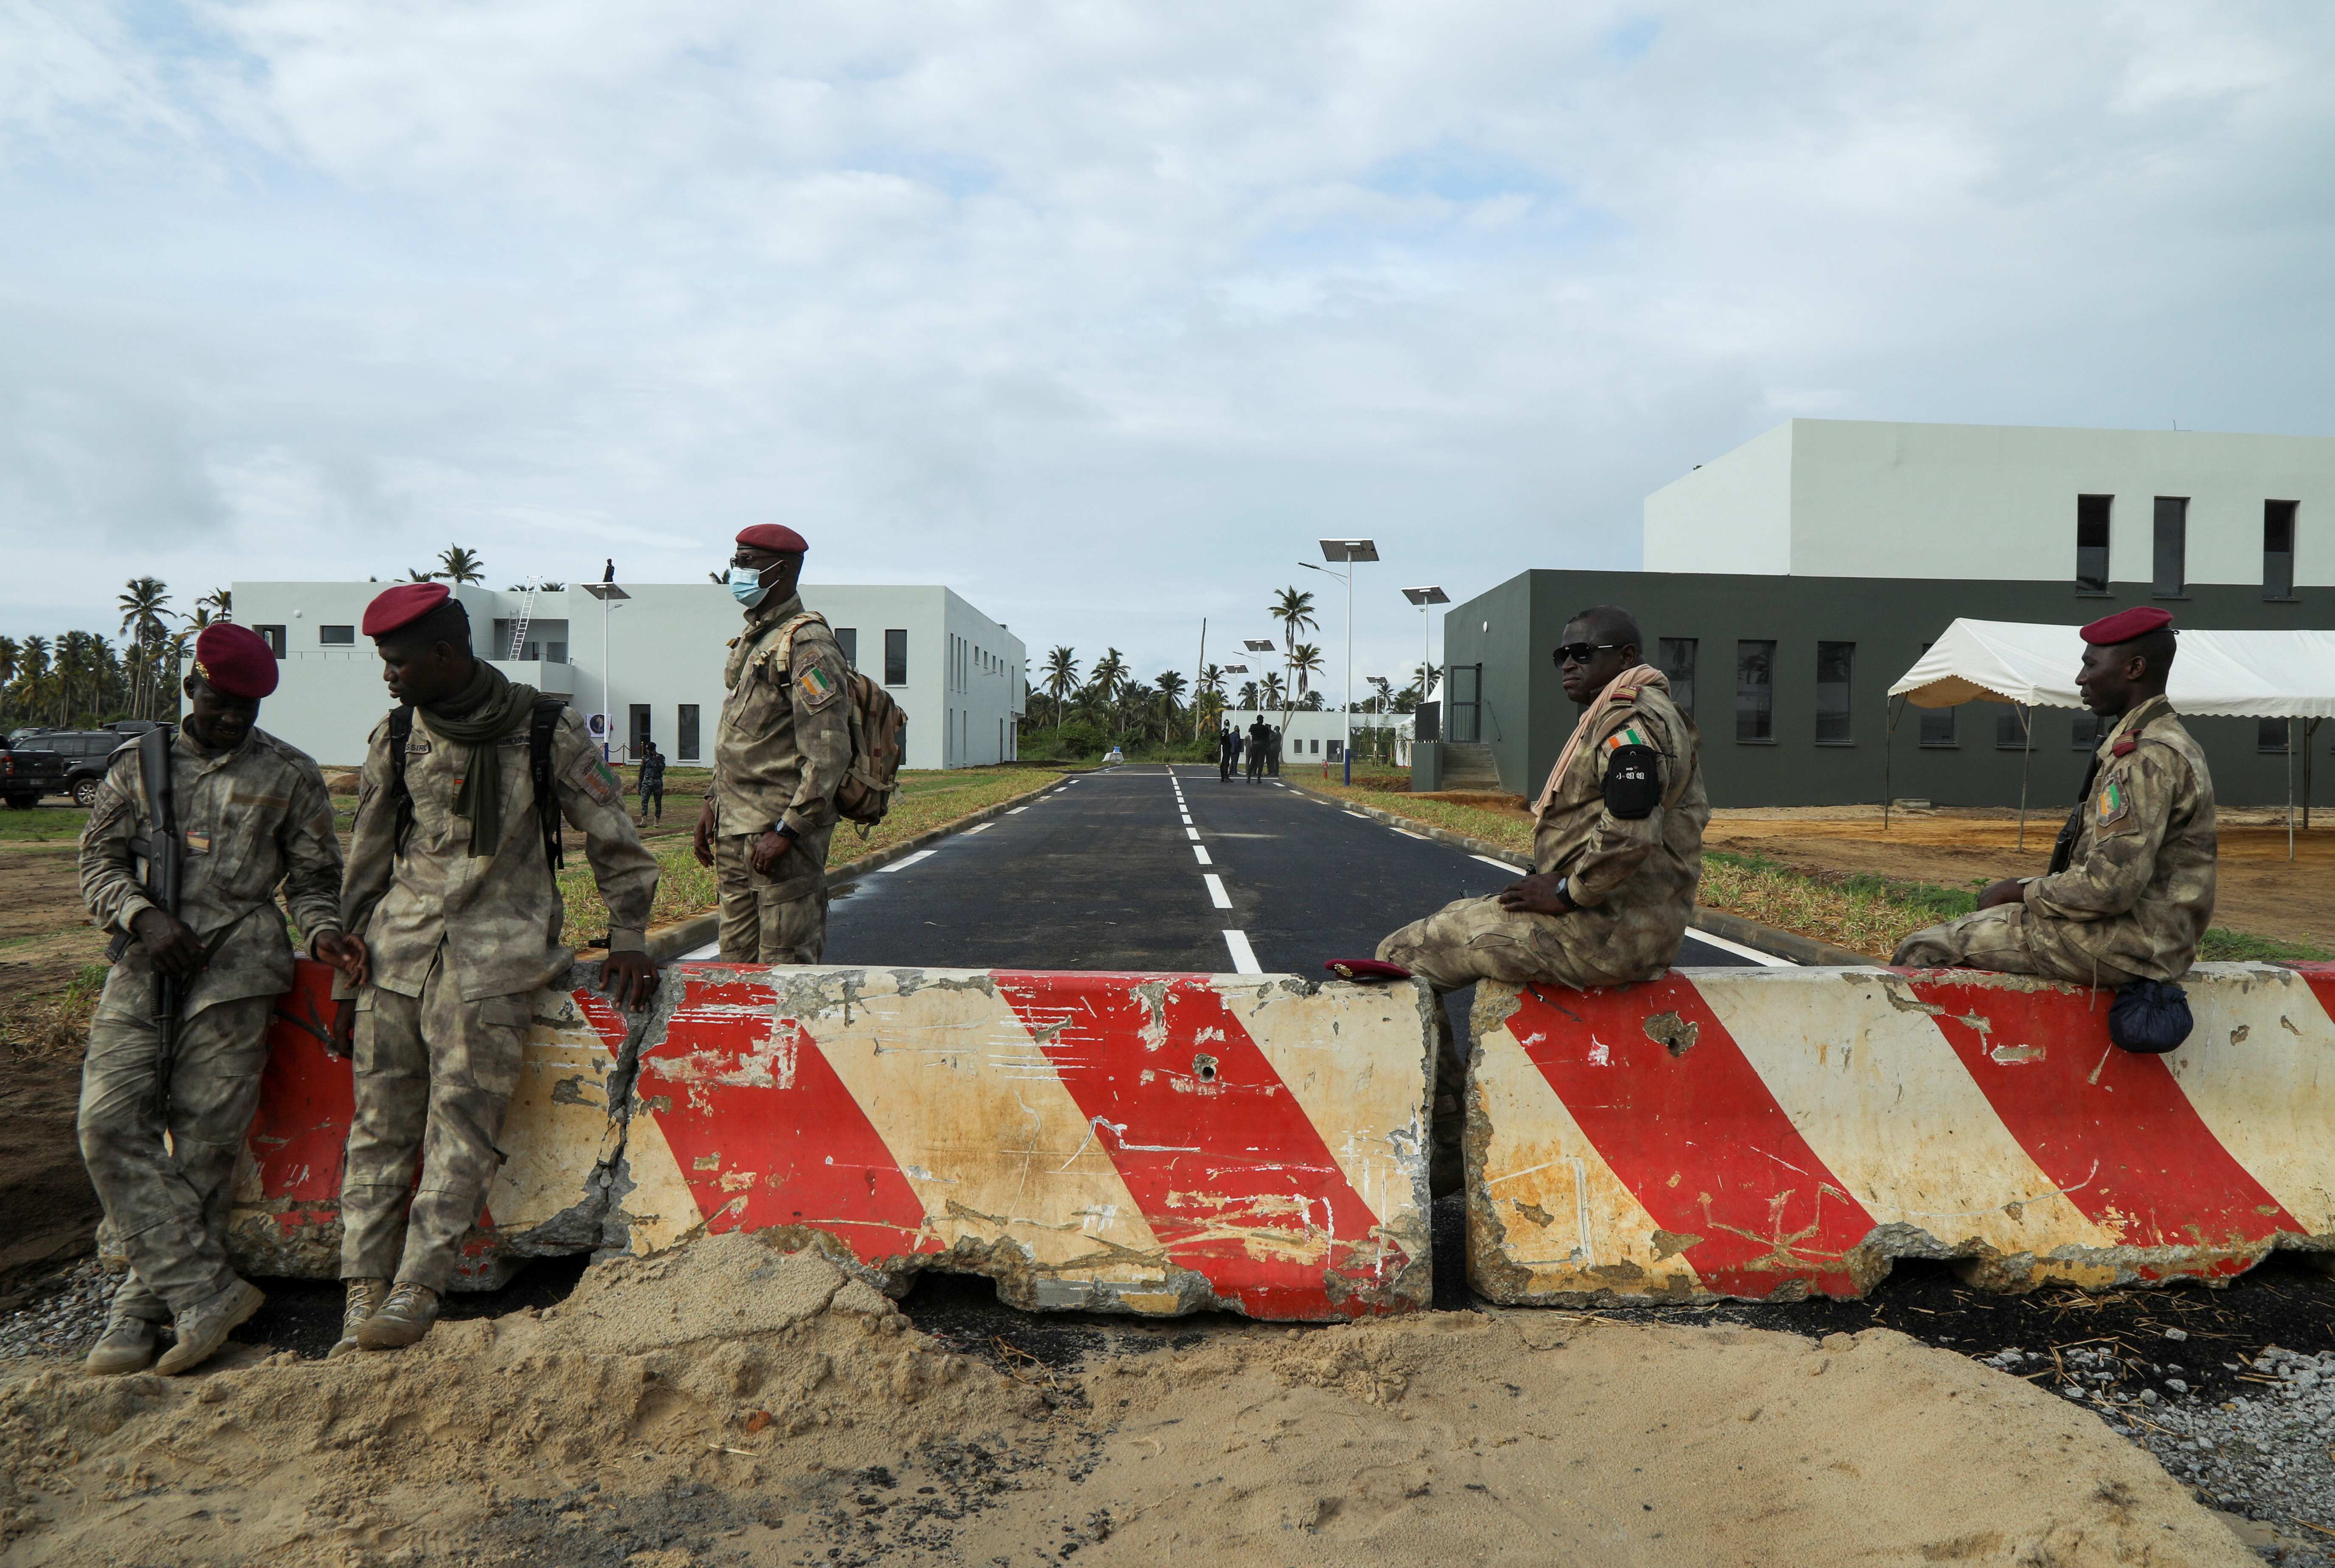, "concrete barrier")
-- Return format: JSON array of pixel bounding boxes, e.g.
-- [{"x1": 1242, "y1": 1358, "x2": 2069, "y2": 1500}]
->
[
  {"x1": 225, "y1": 959, "x2": 1435, "y2": 1318},
  {"x1": 1467, "y1": 963, "x2": 2335, "y2": 1304}
]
